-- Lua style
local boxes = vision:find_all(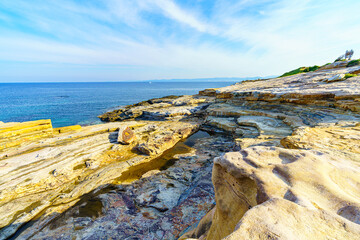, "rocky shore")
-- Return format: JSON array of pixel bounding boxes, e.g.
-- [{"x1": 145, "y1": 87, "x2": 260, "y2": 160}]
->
[{"x1": 1, "y1": 60, "x2": 360, "y2": 239}]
